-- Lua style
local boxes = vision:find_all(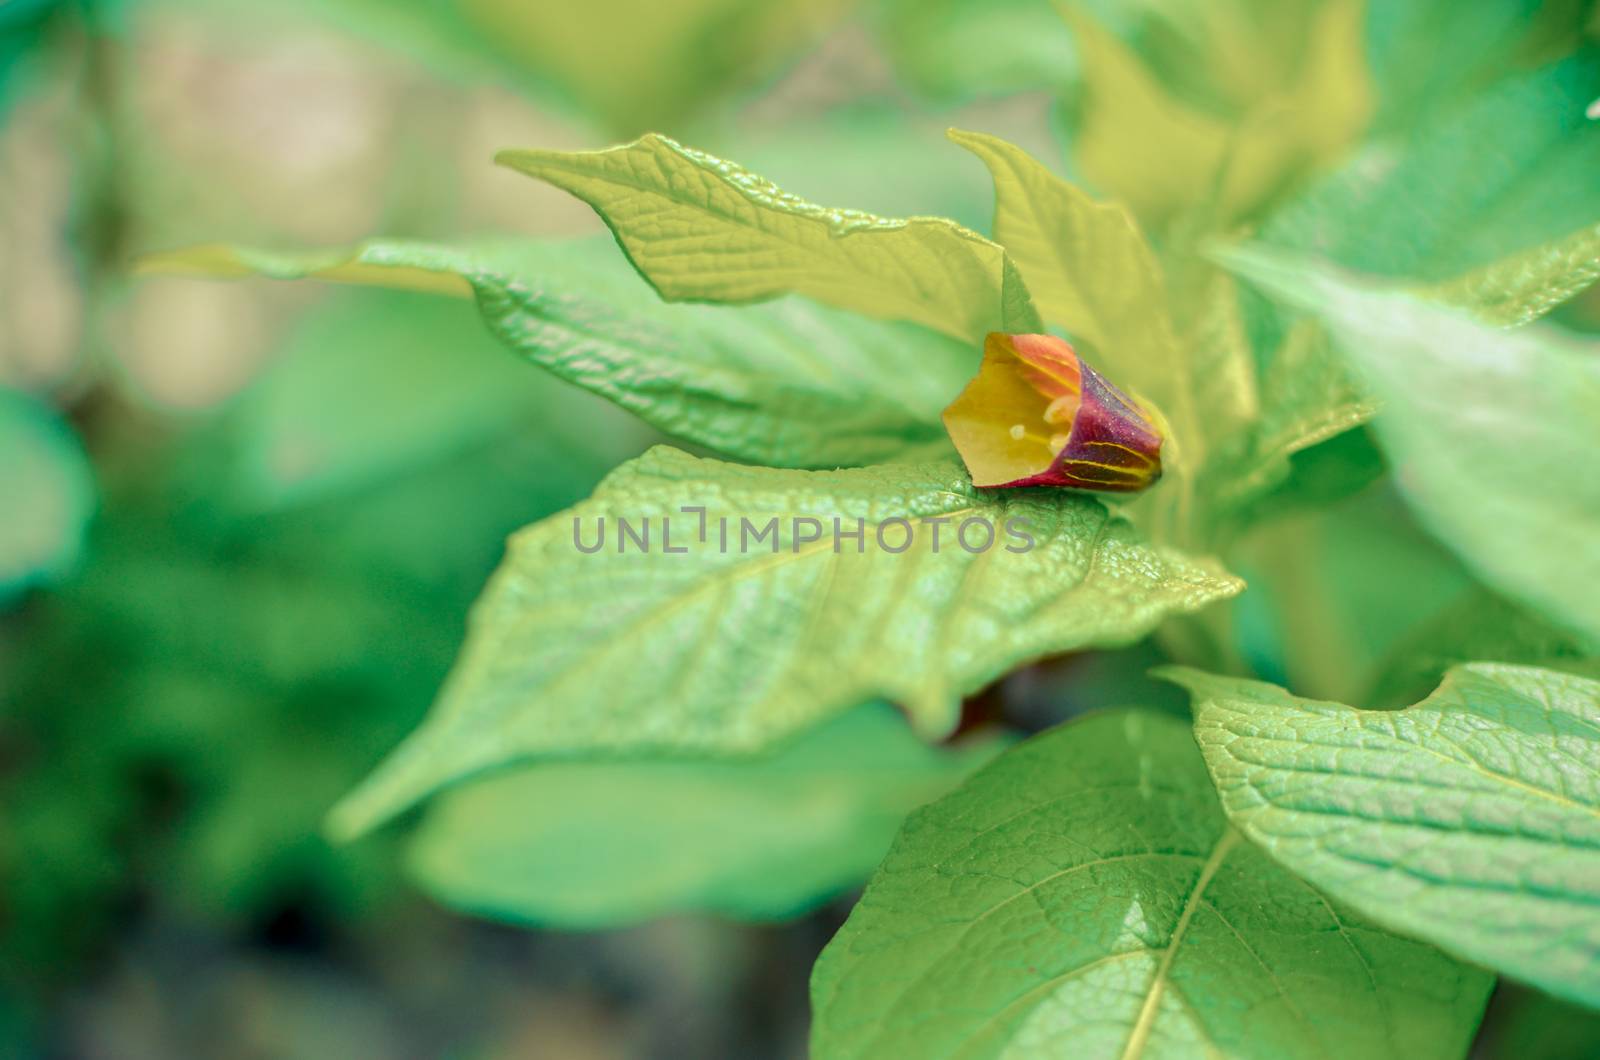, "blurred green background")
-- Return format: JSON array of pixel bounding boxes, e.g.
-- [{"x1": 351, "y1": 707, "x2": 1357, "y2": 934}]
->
[{"x1": 3, "y1": 0, "x2": 1600, "y2": 1056}]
